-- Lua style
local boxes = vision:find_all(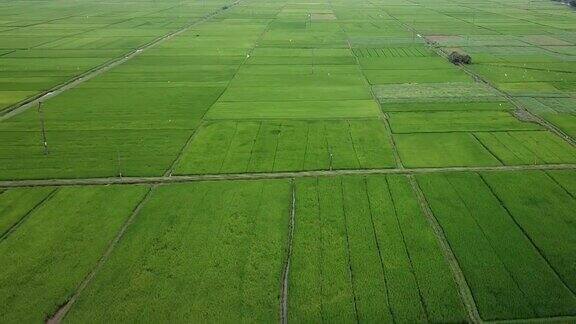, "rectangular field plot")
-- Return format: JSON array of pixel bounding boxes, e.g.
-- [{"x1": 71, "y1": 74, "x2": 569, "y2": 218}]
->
[
  {"x1": 394, "y1": 132, "x2": 501, "y2": 168},
  {"x1": 289, "y1": 175, "x2": 468, "y2": 323},
  {"x1": 174, "y1": 119, "x2": 396, "y2": 174},
  {"x1": 206, "y1": 100, "x2": 381, "y2": 119},
  {"x1": 388, "y1": 111, "x2": 541, "y2": 133},
  {"x1": 417, "y1": 172, "x2": 576, "y2": 321},
  {"x1": 1, "y1": 86, "x2": 222, "y2": 131},
  {"x1": 64, "y1": 180, "x2": 291, "y2": 322},
  {"x1": 373, "y1": 82, "x2": 502, "y2": 103},
  {"x1": 0, "y1": 185, "x2": 148, "y2": 323},
  {"x1": 363, "y1": 69, "x2": 472, "y2": 85},
  {"x1": 474, "y1": 131, "x2": 576, "y2": 165},
  {"x1": 0, "y1": 129, "x2": 191, "y2": 180},
  {"x1": 381, "y1": 101, "x2": 513, "y2": 112}
]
